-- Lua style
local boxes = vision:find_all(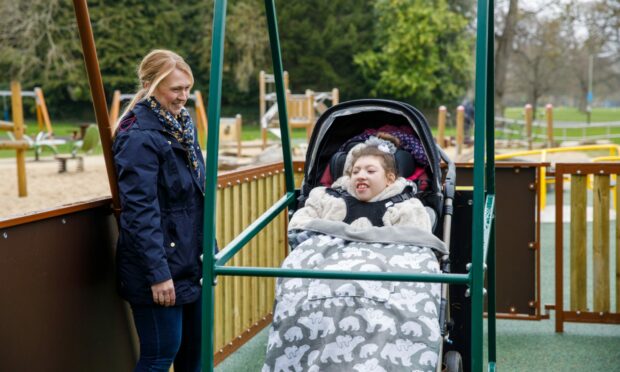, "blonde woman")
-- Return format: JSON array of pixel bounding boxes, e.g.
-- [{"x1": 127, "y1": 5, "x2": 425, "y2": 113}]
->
[{"x1": 113, "y1": 50, "x2": 205, "y2": 372}]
